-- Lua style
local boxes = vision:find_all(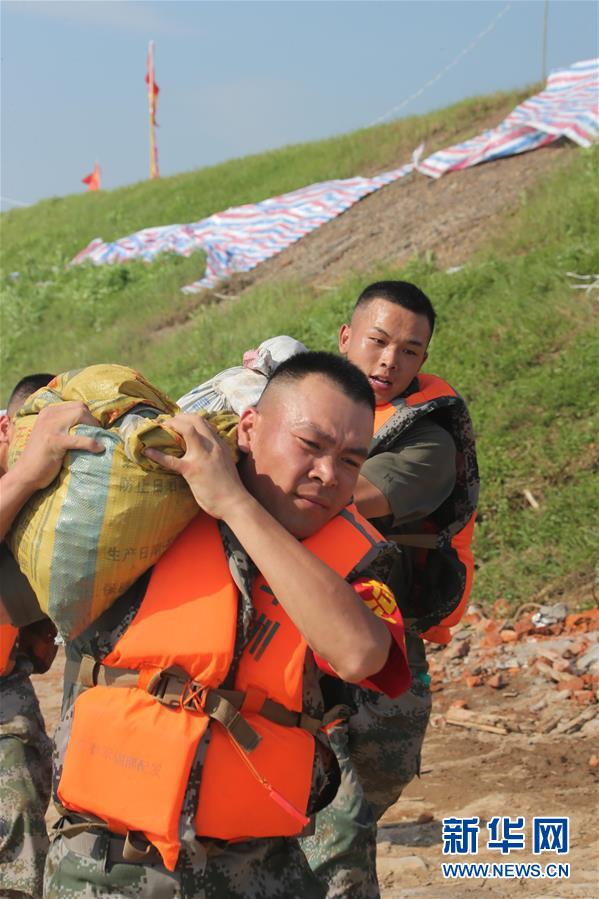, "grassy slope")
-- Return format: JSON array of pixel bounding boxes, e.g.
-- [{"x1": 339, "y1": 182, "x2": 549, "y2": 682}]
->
[
  {"x1": 1, "y1": 86, "x2": 535, "y2": 397},
  {"x1": 141, "y1": 147, "x2": 599, "y2": 609},
  {"x1": 1, "y1": 85, "x2": 597, "y2": 611}
]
